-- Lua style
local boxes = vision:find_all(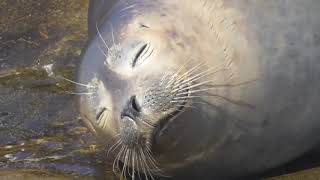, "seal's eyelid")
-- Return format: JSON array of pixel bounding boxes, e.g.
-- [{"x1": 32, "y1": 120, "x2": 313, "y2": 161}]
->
[{"x1": 132, "y1": 43, "x2": 148, "y2": 67}]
